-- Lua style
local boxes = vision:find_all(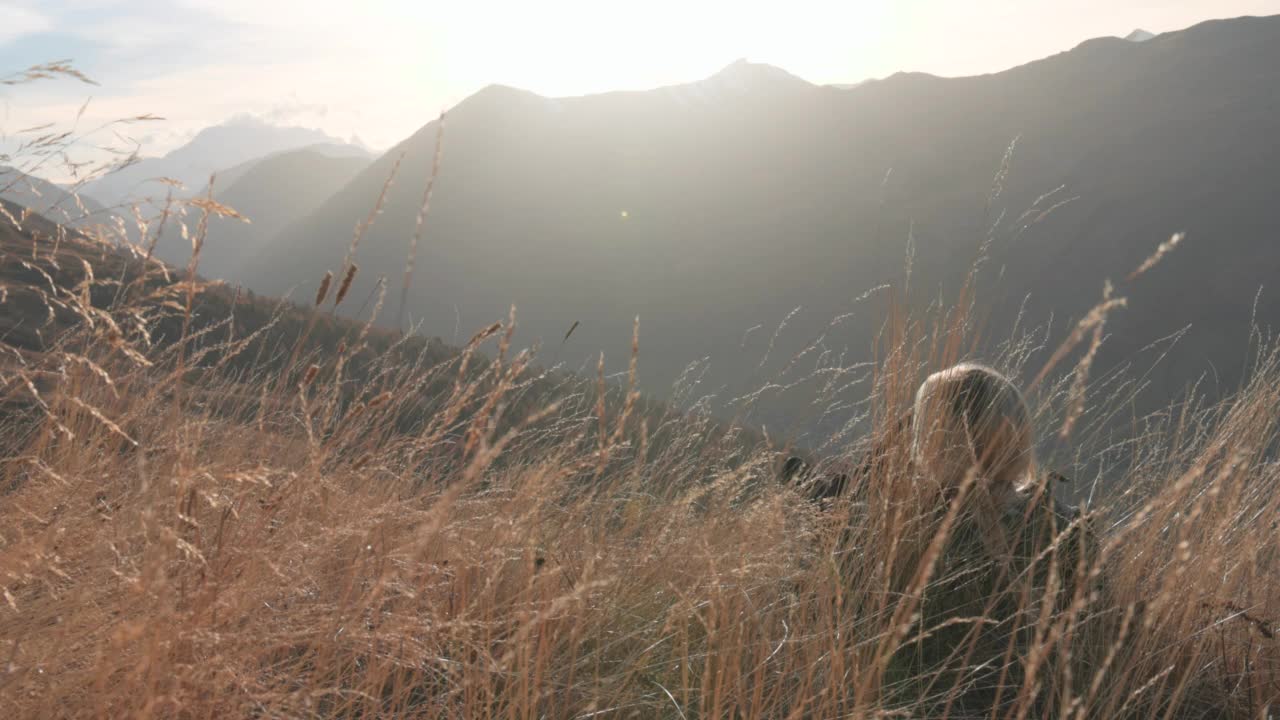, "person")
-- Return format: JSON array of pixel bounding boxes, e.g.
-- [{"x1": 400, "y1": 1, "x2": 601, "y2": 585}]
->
[{"x1": 782, "y1": 362, "x2": 1100, "y2": 714}]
